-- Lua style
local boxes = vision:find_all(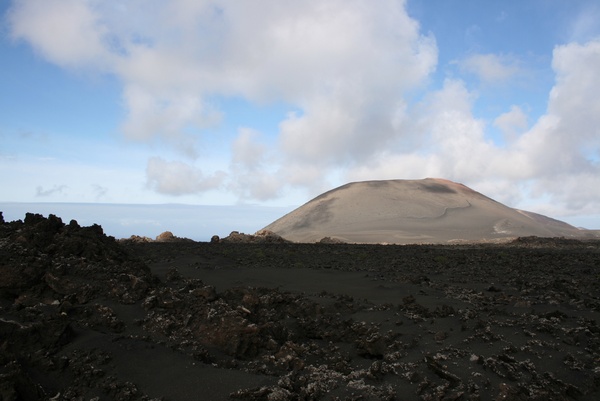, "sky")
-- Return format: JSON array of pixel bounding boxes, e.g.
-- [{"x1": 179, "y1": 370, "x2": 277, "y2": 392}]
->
[{"x1": 1, "y1": 0, "x2": 600, "y2": 237}]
